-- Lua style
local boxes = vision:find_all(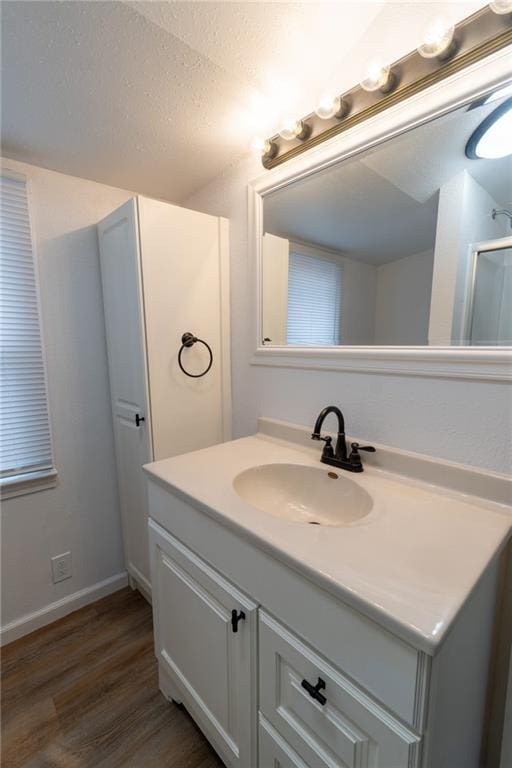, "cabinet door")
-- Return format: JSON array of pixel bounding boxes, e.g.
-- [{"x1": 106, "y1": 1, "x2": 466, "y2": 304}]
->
[
  {"x1": 137, "y1": 197, "x2": 231, "y2": 460},
  {"x1": 98, "y1": 199, "x2": 152, "y2": 593},
  {"x1": 149, "y1": 520, "x2": 257, "y2": 768}
]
